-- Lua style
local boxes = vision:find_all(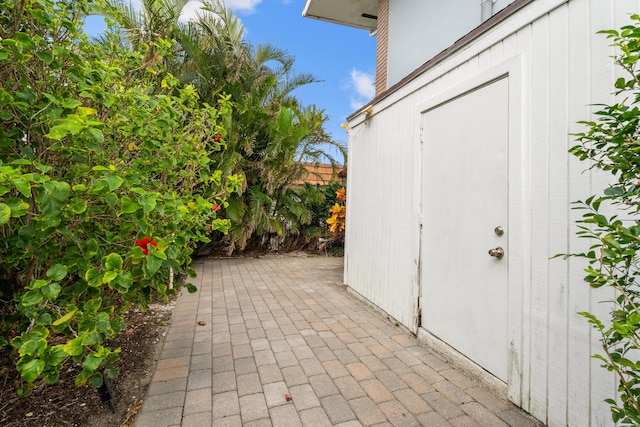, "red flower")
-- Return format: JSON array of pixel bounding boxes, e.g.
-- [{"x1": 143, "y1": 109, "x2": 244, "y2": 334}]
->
[
  {"x1": 214, "y1": 134, "x2": 222, "y2": 142},
  {"x1": 135, "y1": 237, "x2": 157, "y2": 255},
  {"x1": 211, "y1": 203, "x2": 221, "y2": 212}
]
